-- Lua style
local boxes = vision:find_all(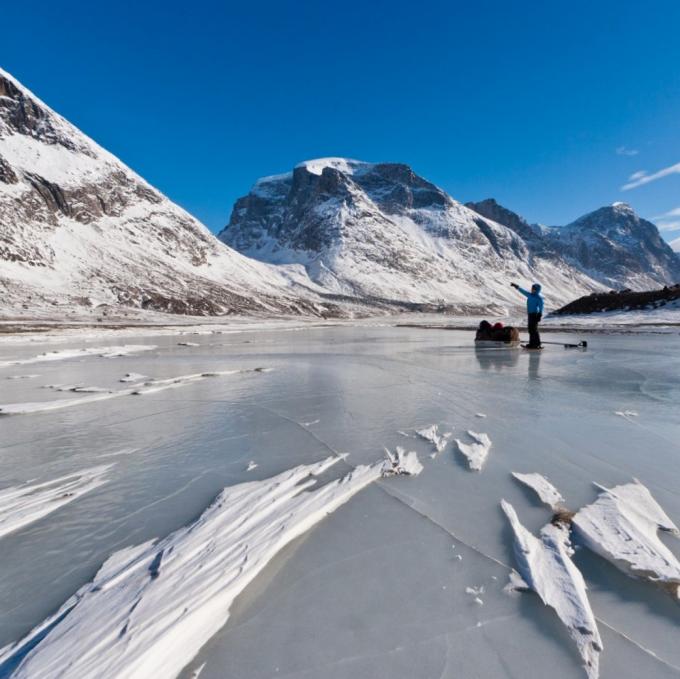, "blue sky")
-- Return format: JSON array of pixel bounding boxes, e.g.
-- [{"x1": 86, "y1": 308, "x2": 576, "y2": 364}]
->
[{"x1": 3, "y1": 0, "x2": 680, "y2": 247}]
